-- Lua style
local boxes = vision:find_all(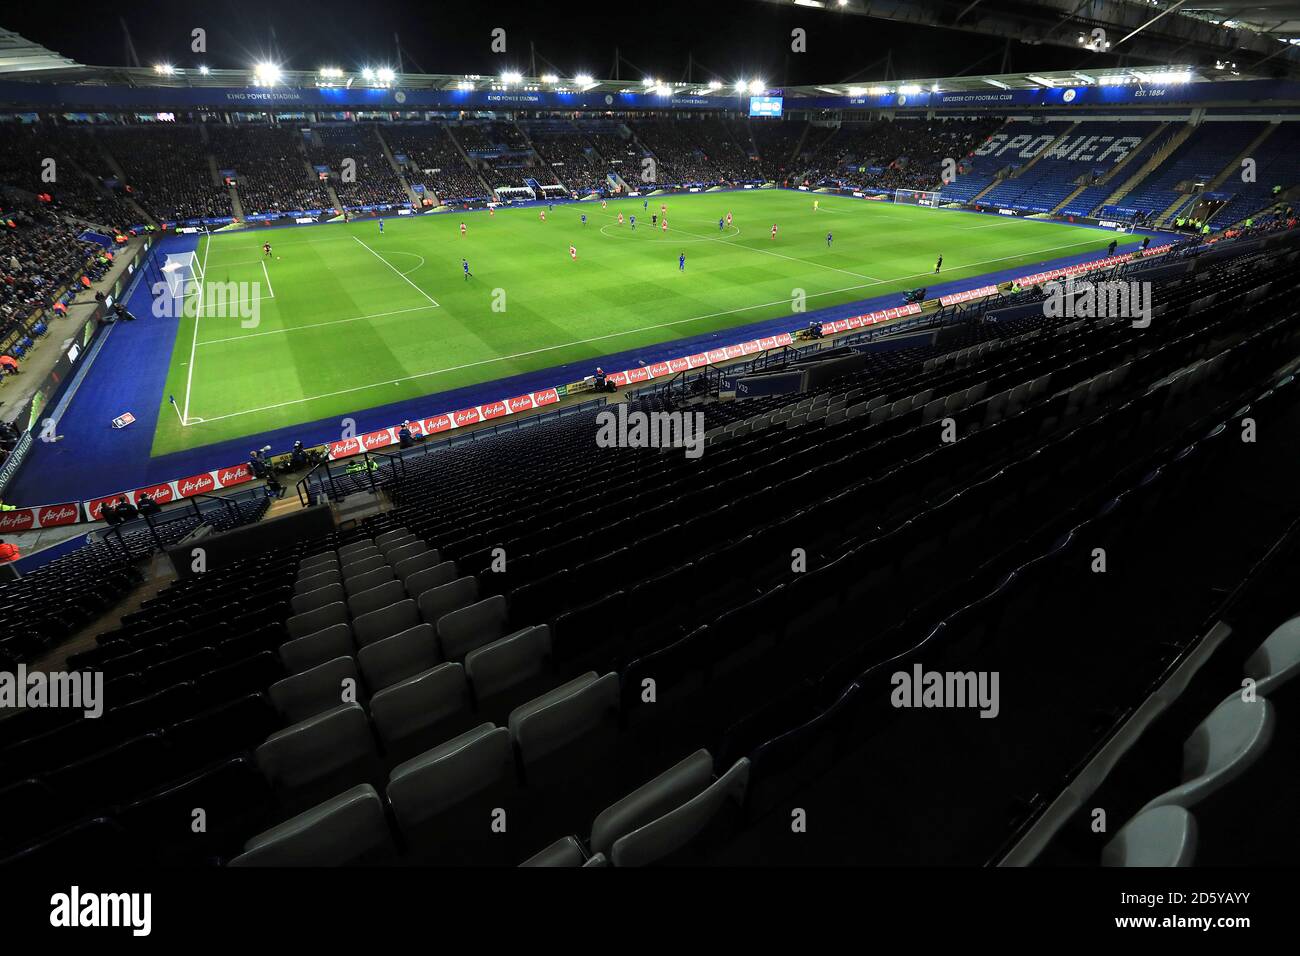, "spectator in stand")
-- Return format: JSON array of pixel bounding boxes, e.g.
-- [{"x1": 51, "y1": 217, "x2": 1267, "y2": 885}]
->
[
  {"x1": 136, "y1": 492, "x2": 161, "y2": 518},
  {"x1": 0, "y1": 537, "x2": 19, "y2": 563}
]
